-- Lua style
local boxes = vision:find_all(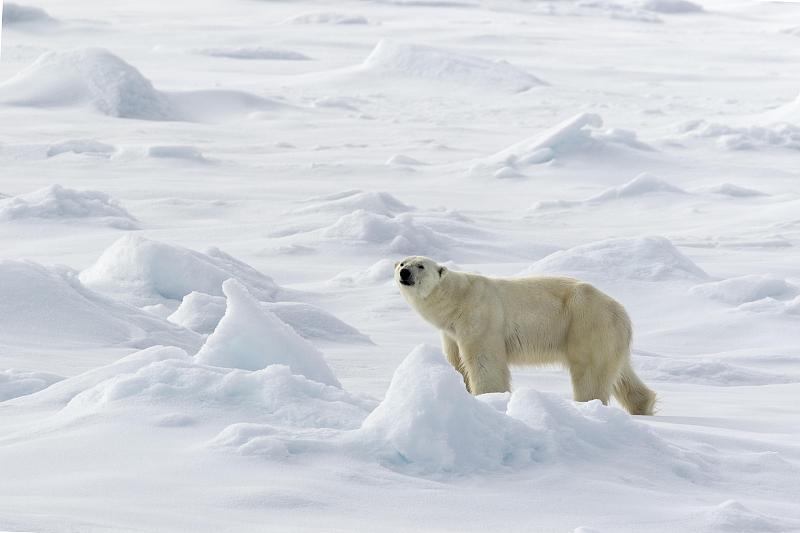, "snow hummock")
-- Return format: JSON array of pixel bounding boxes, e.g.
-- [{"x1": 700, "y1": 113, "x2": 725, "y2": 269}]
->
[
  {"x1": 351, "y1": 344, "x2": 541, "y2": 475},
  {"x1": 359, "y1": 40, "x2": 546, "y2": 93},
  {"x1": 284, "y1": 12, "x2": 369, "y2": 25},
  {"x1": 526, "y1": 236, "x2": 708, "y2": 281},
  {"x1": 292, "y1": 190, "x2": 413, "y2": 217},
  {"x1": 79, "y1": 235, "x2": 283, "y2": 307},
  {"x1": 0, "y1": 369, "x2": 63, "y2": 402},
  {"x1": 639, "y1": 0, "x2": 703, "y2": 14},
  {"x1": 704, "y1": 183, "x2": 768, "y2": 198},
  {"x1": 690, "y1": 275, "x2": 799, "y2": 306},
  {"x1": 168, "y1": 290, "x2": 371, "y2": 343},
  {"x1": 0, "y1": 261, "x2": 200, "y2": 350},
  {"x1": 195, "y1": 47, "x2": 310, "y2": 61},
  {"x1": 320, "y1": 210, "x2": 454, "y2": 255},
  {"x1": 147, "y1": 145, "x2": 209, "y2": 163},
  {"x1": 385, "y1": 154, "x2": 428, "y2": 166},
  {"x1": 2, "y1": 3, "x2": 58, "y2": 27},
  {"x1": 46, "y1": 139, "x2": 116, "y2": 158},
  {"x1": 475, "y1": 113, "x2": 652, "y2": 173},
  {"x1": 535, "y1": 173, "x2": 686, "y2": 210},
  {"x1": 677, "y1": 120, "x2": 800, "y2": 150},
  {"x1": 0, "y1": 185, "x2": 138, "y2": 229},
  {"x1": 0, "y1": 48, "x2": 287, "y2": 122},
  {"x1": 195, "y1": 279, "x2": 340, "y2": 387}
]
